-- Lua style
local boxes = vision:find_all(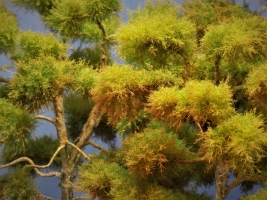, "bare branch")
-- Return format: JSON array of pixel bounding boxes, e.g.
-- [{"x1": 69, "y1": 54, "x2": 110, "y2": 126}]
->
[
  {"x1": 0, "y1": 157, "x2": 61, "y2": 177},
  {"x1": 30, "y1": 145, "x2": 65, "y2": 169},
  {"x1": 67, "y1": 141, "x2": 90, "y2": 161},
  {"x1": 35, "y1": 115, "x2": 55, "y2": 125},
  {"x1": 86, "y1": 140, "x2": 108, "y2": 153}
]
